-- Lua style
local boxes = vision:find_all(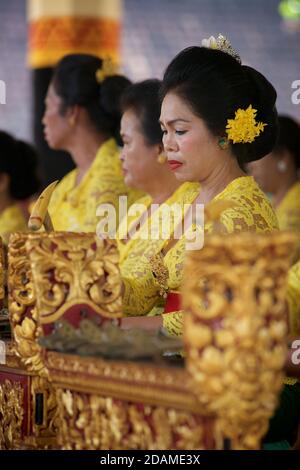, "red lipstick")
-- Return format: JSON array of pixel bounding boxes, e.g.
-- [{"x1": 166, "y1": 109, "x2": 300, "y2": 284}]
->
[{"x1": 168, "y1": 160, "x2": 183, "y2": 171}]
